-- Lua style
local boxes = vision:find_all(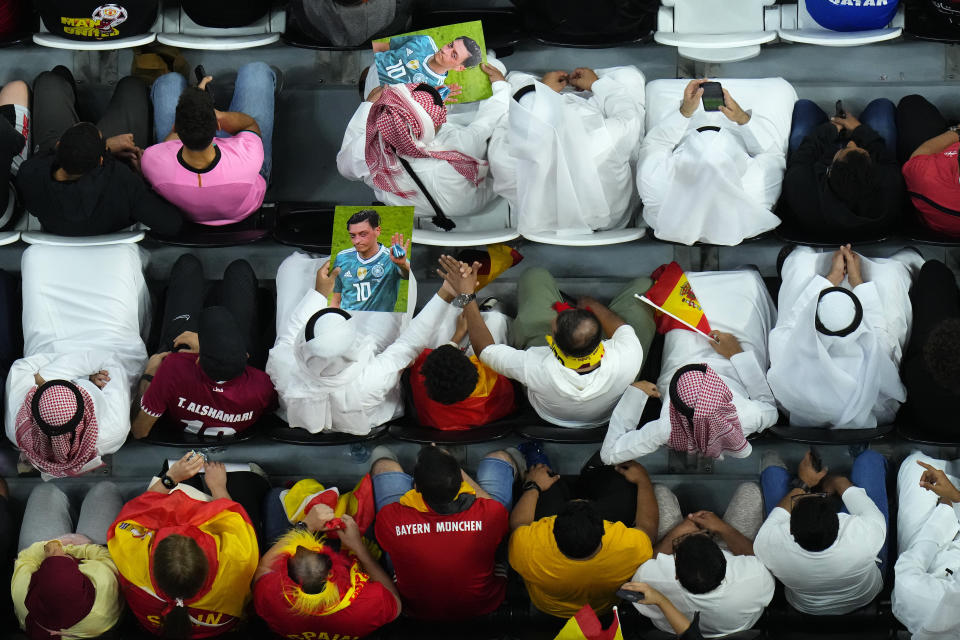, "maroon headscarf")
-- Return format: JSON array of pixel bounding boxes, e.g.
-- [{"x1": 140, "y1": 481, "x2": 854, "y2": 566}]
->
[{"x1": 24, "y1": 555, "x2": 96, "y2": 639}]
